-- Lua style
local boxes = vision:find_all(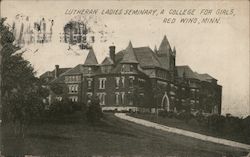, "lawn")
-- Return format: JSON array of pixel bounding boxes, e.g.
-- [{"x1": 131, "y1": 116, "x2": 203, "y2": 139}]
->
[
  {"x1": 1, "y1": 112, "x2": 249, "y2": 157},
  {"x1": 129, "y1": 113, "x2": 250, "y2": 145}
]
